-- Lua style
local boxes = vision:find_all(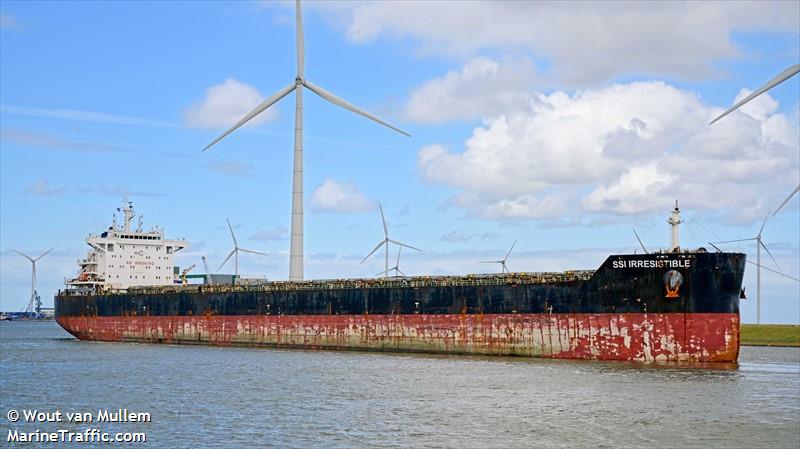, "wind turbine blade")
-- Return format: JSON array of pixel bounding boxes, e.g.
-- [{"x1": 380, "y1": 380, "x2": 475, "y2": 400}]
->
[
  {"x1": 375, "y1": 269, "x2": 389, "y2": 277},
  {"x1": 238, "y1": 248, "x2": 269, "y2": 257},
  {"x1": 296, "y1": 0, "x2": 304, "y2": 75},
  {"x1": 759, "y1": 240, "x2": 780, "y2": 272},
  {"x1": 397, "y1": 268, "x2": 406, "y2": 277},
  {"x1": 34, "y1": 248, "x2": 53, "y2": 261},
  {"x1": 504, "y1": 240, "x2": 517, "y2": 261},
  {"x1": 710, "y1": 64, "x2": 800, "y2": 125},
  {"x1": 757, "y1": 210, "x2": 771, "y2": 237},
  {"x1": 713, "y1": 238, "x2": 758, "y2": 244},
  {"x1": 479, "y1": 260, "x2": 503, "y2": 264},
  {"x1": 14, "y1": 250, "x2": 34, "y2": 262},
  {"x1": 303, "y1": 80, "x2": 411, "y2": 137},
  {"x1": 396, "y1": 246, "x2": 402, "y2": 266},
  {"x1": 773, "y1": 185, "x2": 800, "y2": 216},
  {"x1": 202, "y1": 83, "x2": 296, "y2": 152},
  {"x1": 226, "y1": 218, "x2": 238, "y2": 247},
  {"x1": 387, "y1": 239, "x2": 422, "y2": 252},
  {"x1": 379, "y1": 203, "x2": 388, "y2": 238},
  {"x1": 361, "y1": 240, "x2": 385, "y2": 263},
  {"x1": 747, "y1": 260, "x2": 799, "y2": 282},
  {"x1": 217, "y1": 249, "x2": 236, "y2": 271},
  {"x1": 633, "y1": 229, "x2": 649, "y2": 254}
]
